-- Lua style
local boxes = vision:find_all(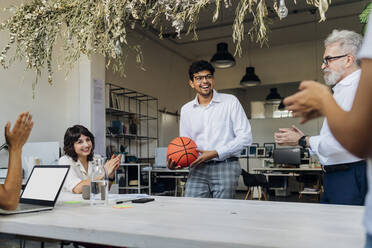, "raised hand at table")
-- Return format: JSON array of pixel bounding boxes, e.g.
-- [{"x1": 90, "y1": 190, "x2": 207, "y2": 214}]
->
[
  {"x1": 0, "y1": 112, "x2": 33, "y2": 210},
  {"x1": 5, "y1": 112, "x2": 33, "y2": 150}
]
